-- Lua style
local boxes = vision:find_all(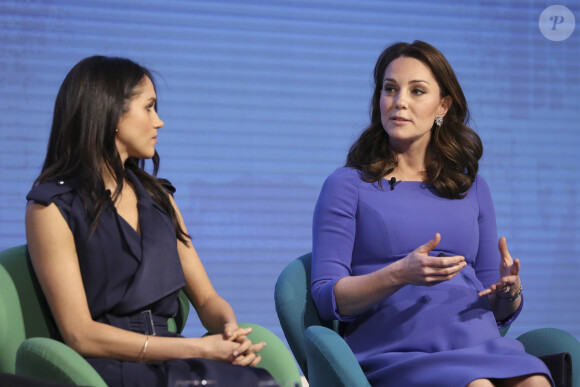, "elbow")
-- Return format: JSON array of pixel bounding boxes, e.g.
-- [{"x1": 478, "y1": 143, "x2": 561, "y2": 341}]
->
[
  {"x1": 61, "y1": 331, "x2": 87, "y2": 355},
  {"x1": 311, "y1": 279, "x2": 340, "y2": 321},
  {"x1": 59, "y1": 323, "x2": 96, "y2": 357}
]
